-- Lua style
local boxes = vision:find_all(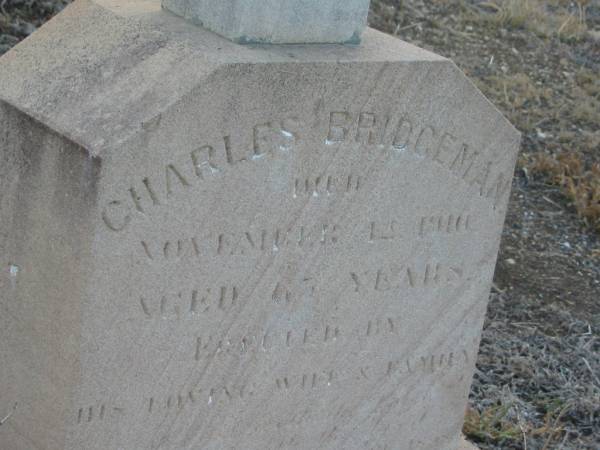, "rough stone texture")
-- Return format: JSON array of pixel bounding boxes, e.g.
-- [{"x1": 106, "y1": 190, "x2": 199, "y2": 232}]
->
[
  {"x1": 161, "y1": 0, "x2": 370, "y2": 44},
  {"x1": 461, "y1": 437, "x2": 479, "y2": 449},
  {"x1": 0, "y1": 1, "x2": 519, "y2": 449}
]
